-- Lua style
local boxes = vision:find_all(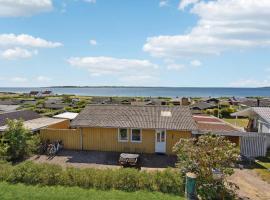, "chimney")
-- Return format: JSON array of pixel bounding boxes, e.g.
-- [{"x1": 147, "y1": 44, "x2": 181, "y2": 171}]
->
[{"x1": 257, "y1": 99, "x2": 260, "y2": 107}]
